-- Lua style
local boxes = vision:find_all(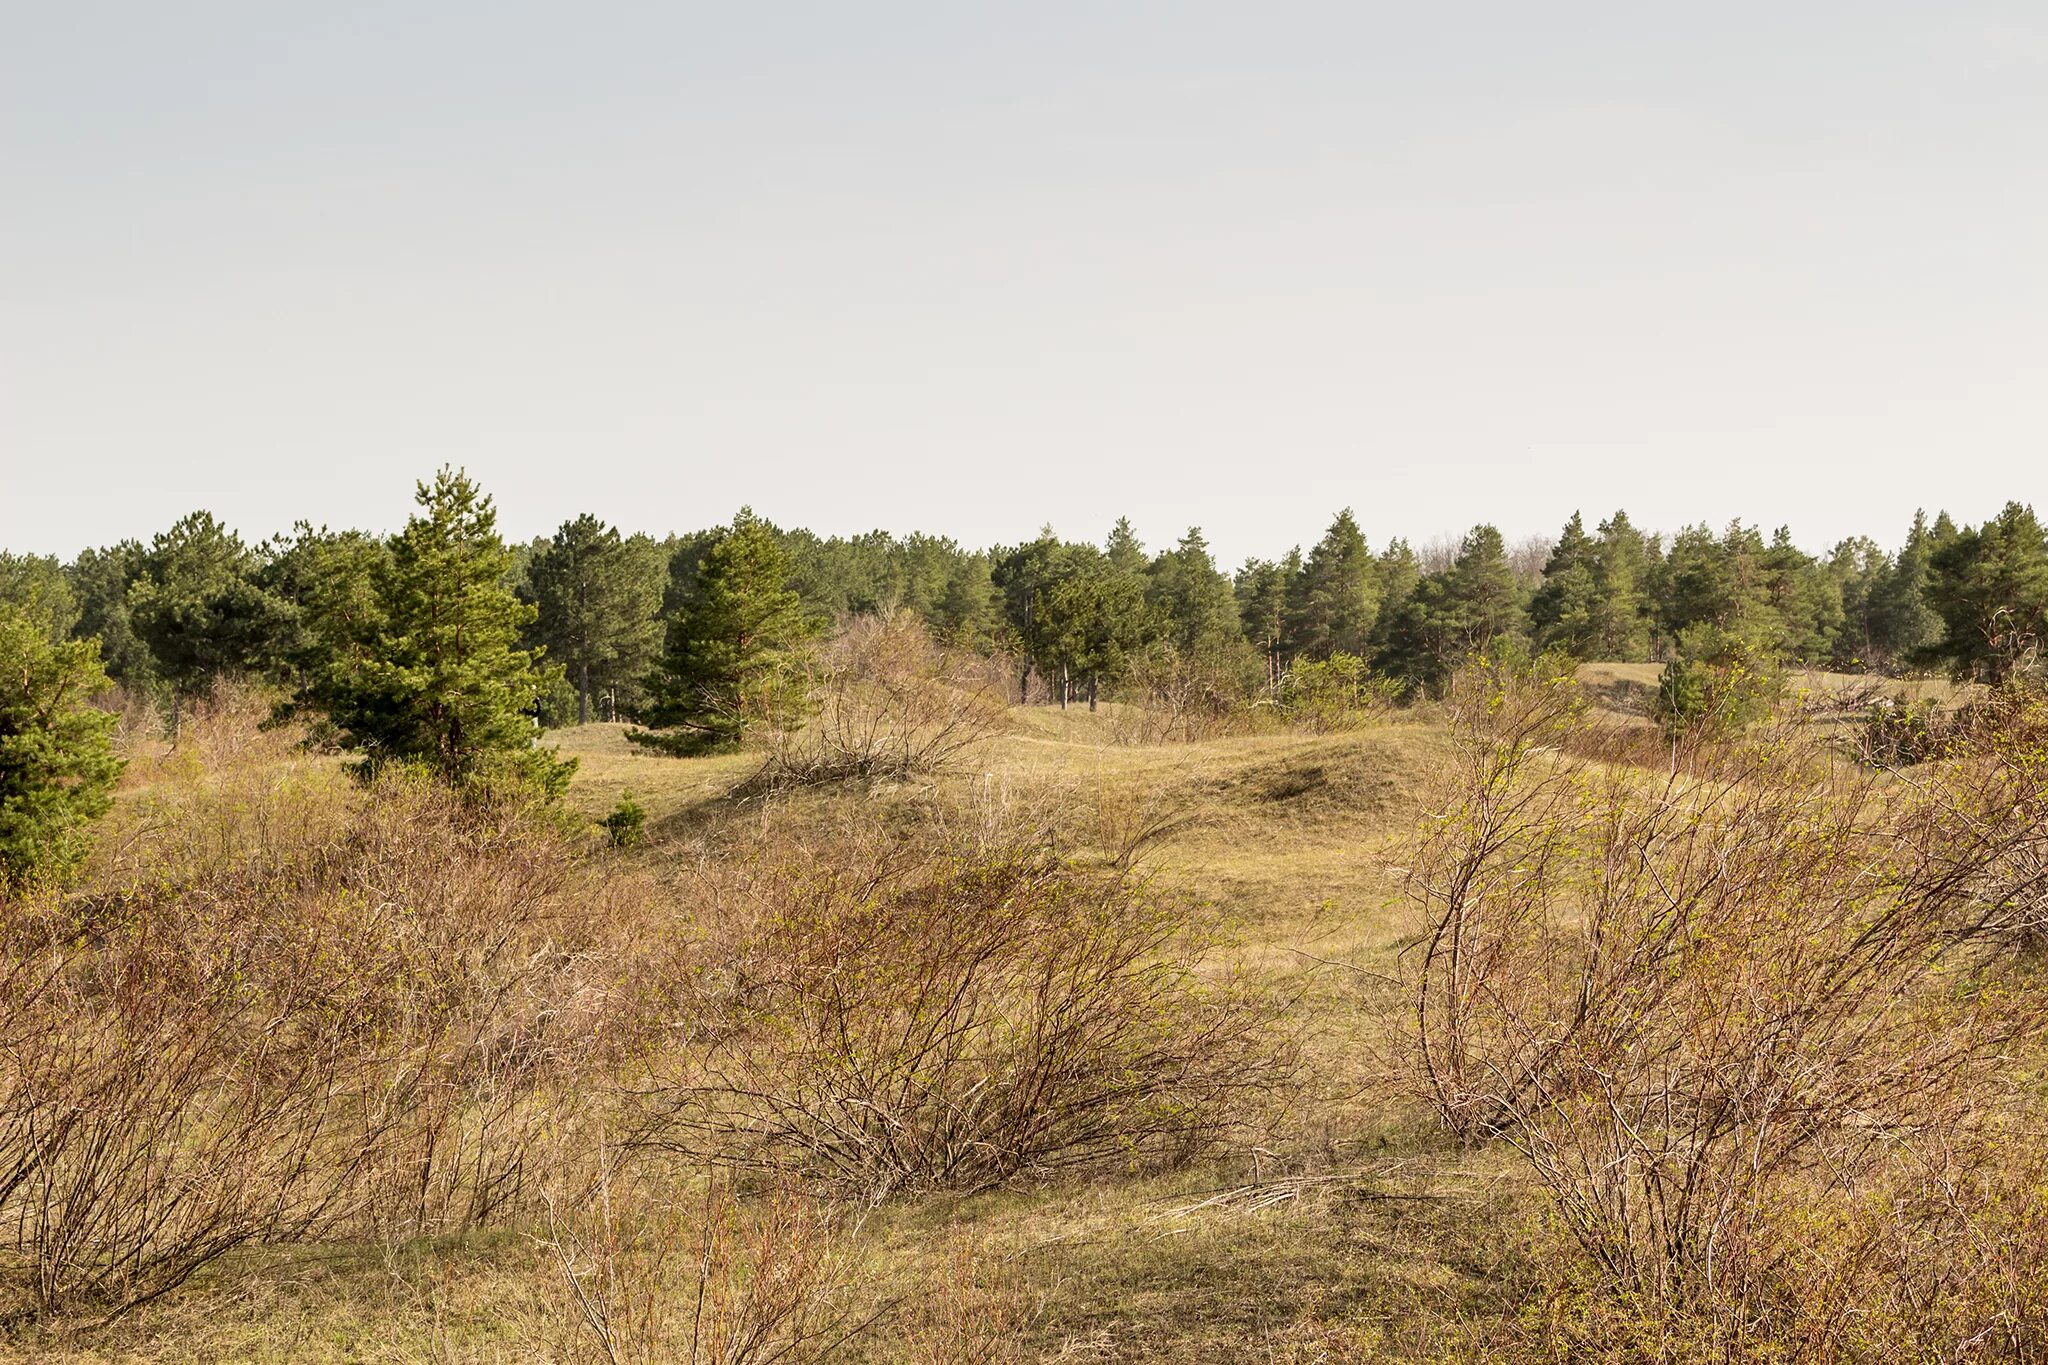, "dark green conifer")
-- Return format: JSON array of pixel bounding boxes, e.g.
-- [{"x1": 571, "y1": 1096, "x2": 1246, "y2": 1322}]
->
[
  {"x1": 632, "y1": 509, "x2": 813, "y2": 754},
  {"x1": 1925, "y1": 502, "x2": 2048, "y2": 682},
  {"x1": 523, "y1": 515, "x2": 664, "y2": 725},
  {"x1": 1527, "y1": 512, "x2": 1601, "y2": 657},
  {"x1": 306, "y1": 469, "x2": 573, "y2": 794},
  {"x1": 0, "y1": 607, "x2": 124, "y2": 889},
  {"x1": 1284, "y1": 509, "x2": 1378, "y2": 659}
]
